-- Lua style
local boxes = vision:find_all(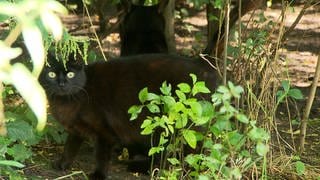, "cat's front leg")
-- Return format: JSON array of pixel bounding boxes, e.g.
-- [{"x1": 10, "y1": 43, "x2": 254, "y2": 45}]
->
[
  {"x1": 89, "y1": 137, "x2": 112, "y2": 180},
  {"x1": 53, "y1": 133, "x2": 84, "y2": 170}
]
